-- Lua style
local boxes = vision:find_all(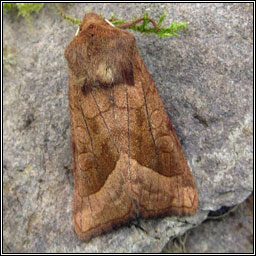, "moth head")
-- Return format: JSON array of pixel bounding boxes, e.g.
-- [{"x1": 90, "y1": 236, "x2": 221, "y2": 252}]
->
[{"x1": 64, "y1": 13, "x2": 136, "y2": 90}]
